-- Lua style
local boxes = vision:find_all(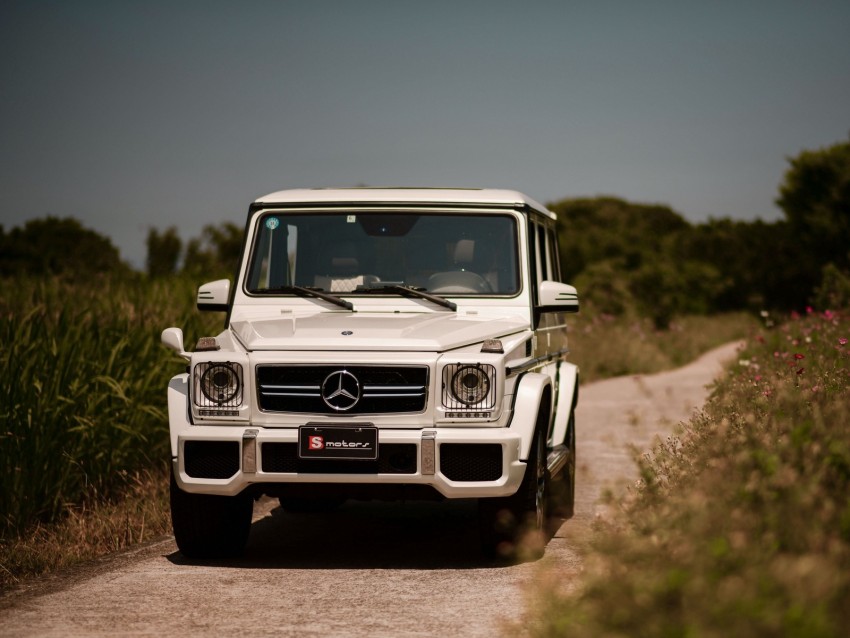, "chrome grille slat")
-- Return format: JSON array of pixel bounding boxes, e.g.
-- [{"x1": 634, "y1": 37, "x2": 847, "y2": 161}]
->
[
  {"x1": 263, "y1": 392, "x2": 321, "y2": 397},
  {"x1": 256, "y1": 365, "x2": 429, "y2": 414},
  {"x1": 363, "y1": 393, "x2": 425, "y2": 398}
]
